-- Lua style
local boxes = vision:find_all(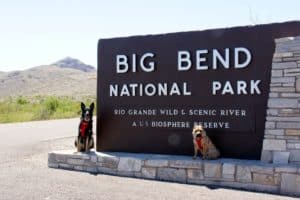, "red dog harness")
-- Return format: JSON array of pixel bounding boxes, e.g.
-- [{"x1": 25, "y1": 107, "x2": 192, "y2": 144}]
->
[
  {"x1": 80, "y1": 121, "x2": 89, "y2": 137},
  {"x1": 195, "y1": 136, "x2": 203, "y2": 150}
]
